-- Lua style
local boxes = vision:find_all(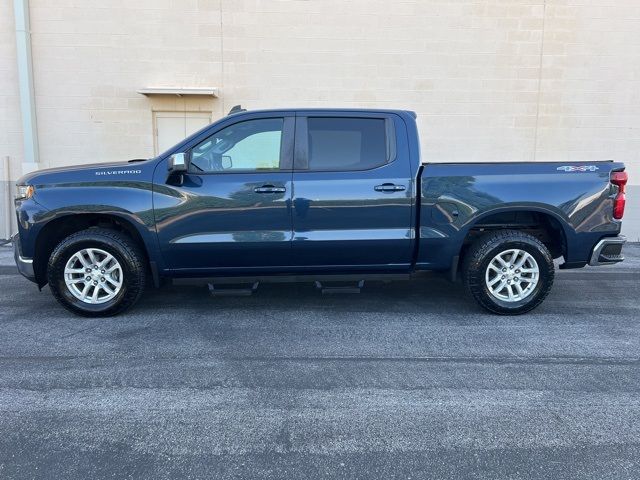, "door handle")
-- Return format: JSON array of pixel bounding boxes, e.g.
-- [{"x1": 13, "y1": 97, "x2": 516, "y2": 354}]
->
[
  {"x1": 254, "y1": 185, "x2": 286, "y2": 193},
  {"x1": 374, "y1": 183, "x2": 406, "y2": 192}
]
